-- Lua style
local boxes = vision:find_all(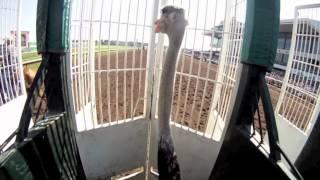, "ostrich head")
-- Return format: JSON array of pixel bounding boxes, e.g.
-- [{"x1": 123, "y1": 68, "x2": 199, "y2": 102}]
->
[{"x1": 154, "y1": 6, "x2": 188, "y2": 38}]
